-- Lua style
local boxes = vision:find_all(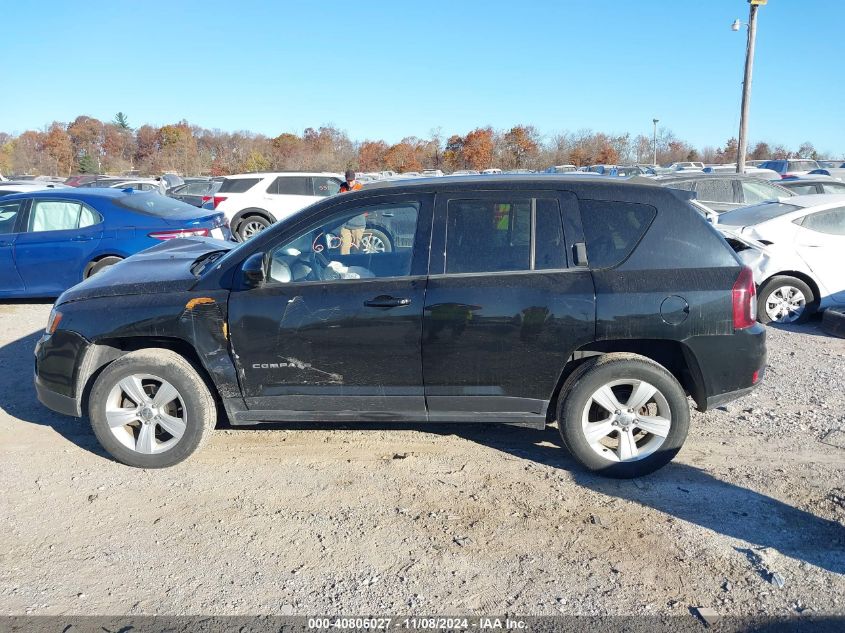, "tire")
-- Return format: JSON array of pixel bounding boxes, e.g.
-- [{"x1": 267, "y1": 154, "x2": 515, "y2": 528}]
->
[
  {"x1": 359, "y1": 228, "x2": 393, "y2": 253},
  {"x1": 88, "y1": 348, "x2": 217, "y2": 468},
  {"x1": 557, "y1": 353, "x2": 690, "y2": 478},
  {"x1": 84, "y1": 256, "x2": 123, "y2": 278},
  {"x1": 238, "y1": 215, "x2": 271, "y2": 241},
  {"x1": 757, "y1": 275, "x2": 816, "y2": 325},
  {"x1": 821, "y1": 307, "x2": 845, "y2": 338}
]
